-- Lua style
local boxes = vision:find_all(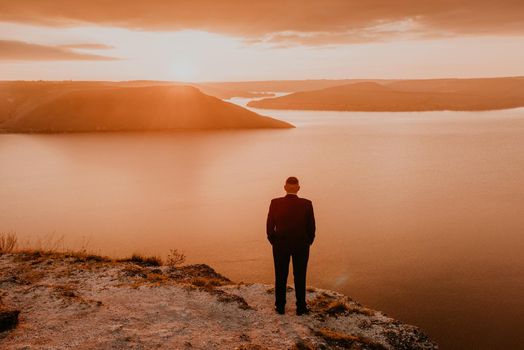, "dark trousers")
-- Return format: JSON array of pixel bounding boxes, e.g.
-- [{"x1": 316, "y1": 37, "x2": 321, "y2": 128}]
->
[{"x1": 272, "y1": 244, "x2": 310, "y2": 309}]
